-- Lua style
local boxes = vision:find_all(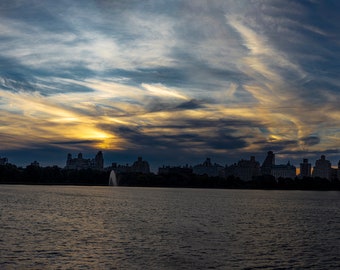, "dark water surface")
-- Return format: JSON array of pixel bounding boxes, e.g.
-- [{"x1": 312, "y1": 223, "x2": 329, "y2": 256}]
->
[{"x1": 0, "y1": 185, "x2": 339, "y2": 269}]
